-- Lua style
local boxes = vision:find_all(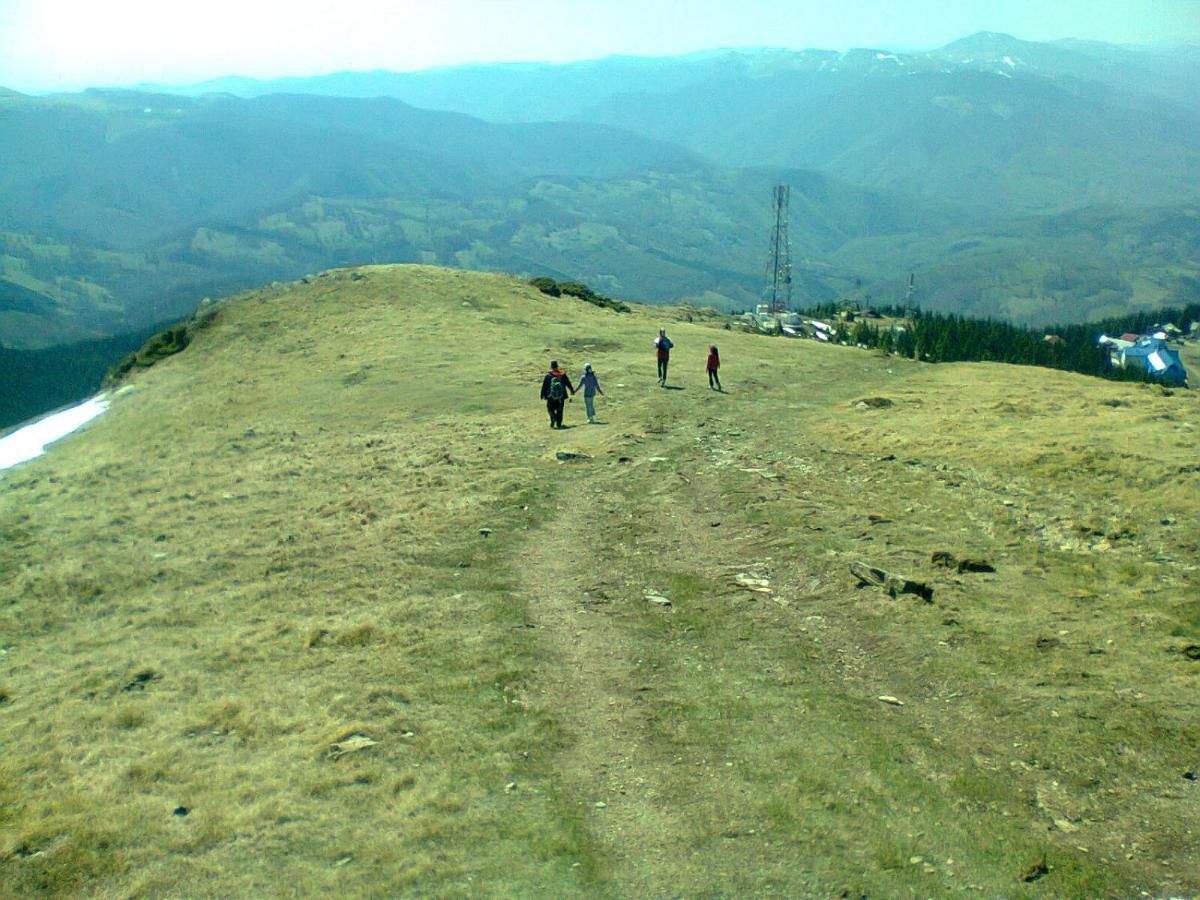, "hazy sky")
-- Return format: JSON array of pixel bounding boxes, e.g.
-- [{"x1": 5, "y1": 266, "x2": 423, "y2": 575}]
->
[{"x1": 2, "y1": 0, "x2": 1197, "y2": 92}]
